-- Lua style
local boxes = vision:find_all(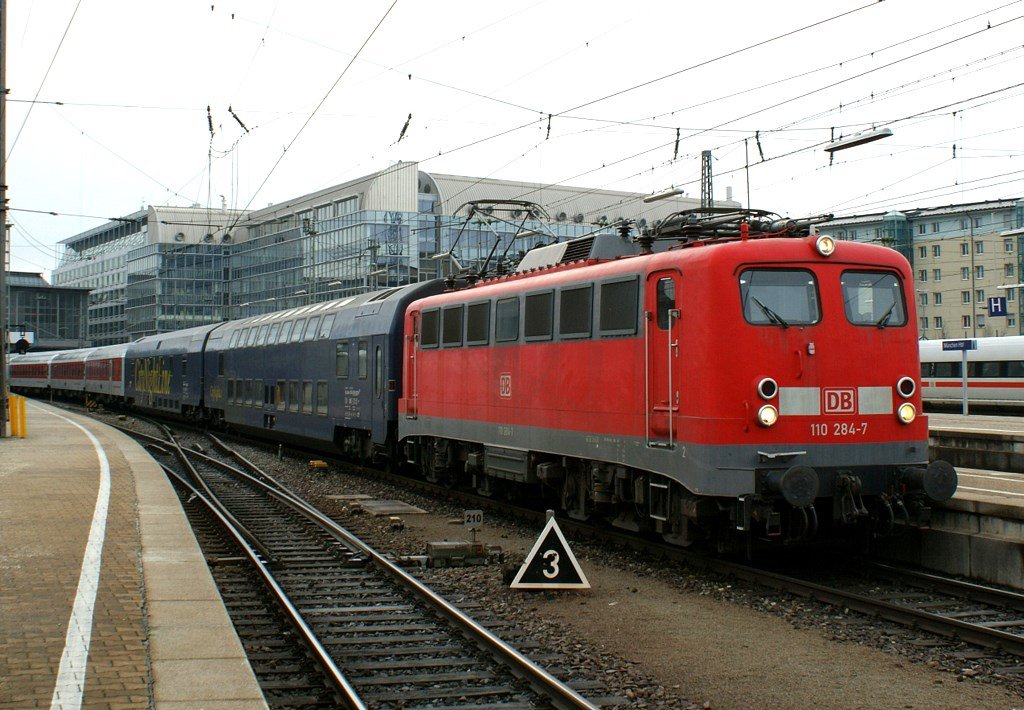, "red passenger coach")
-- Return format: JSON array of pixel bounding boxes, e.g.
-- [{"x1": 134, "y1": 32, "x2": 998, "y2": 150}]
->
[
  {"x1": 399, "y1": 220, "x2": 957, "y2": 550},
  {"x1": 84, "y1": 344, "x2": 128, "y2": 401}
]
